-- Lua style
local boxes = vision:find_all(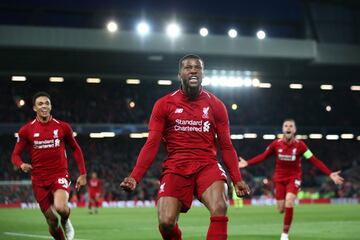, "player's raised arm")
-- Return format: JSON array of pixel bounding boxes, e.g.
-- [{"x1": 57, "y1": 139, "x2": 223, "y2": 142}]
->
[
  {"x1": 243, "y1": 142, "x2": 275, "y2": 166},
  {"x1": 302, "y1": 147, "x2": 344, "y2": 185},
  {"x1": 238, "y1": 157, "x2": 248, "y2": 168}
]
